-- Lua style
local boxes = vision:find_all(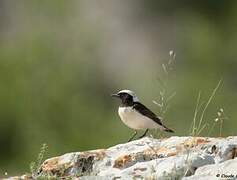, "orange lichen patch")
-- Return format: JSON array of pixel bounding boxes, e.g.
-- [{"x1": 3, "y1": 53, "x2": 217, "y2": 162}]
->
[
  {"x1": 183, "y1": 137, "x2": 210, "y2": 148},
  {"x1": 80, "y1": 149, "x2": 106, "y2": 161},
  {"x1": 40, "y1": 149, "x2": 106, "y2": 176},
  {"x1": 113, "y1": 147, "x2": 177, "y2": 169},
  {"x1": 41, "y1": 149, "x2": 105, "y2": 171},
  {"x1": 41, "y1": 156, "x2": 73, "y2": 175},
  {"x1": 41, "y1": 157, "x2": 60, "y2": 172},
  {"x1": 113, "y1": 155, "x2": 133, "y2": 169},
  {"x1": 196, "y1": 138, "x2": 210, "y2": 145},
  {"x1": 144, "y1": 147, "x2": 177, "y2": 158},
  {"x1": 156, "y1": 147, "x2": 177, "y2": 157}
]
